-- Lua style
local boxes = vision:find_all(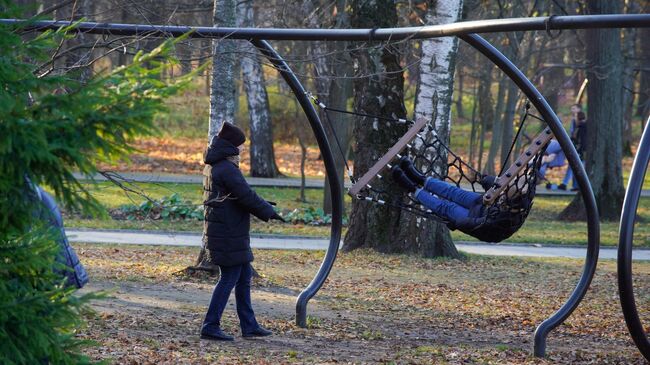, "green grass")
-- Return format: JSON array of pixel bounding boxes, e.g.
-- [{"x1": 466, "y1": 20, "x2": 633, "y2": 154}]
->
[{"x1": 64, "y1": 181, "x2": 650, "y2": 247}]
